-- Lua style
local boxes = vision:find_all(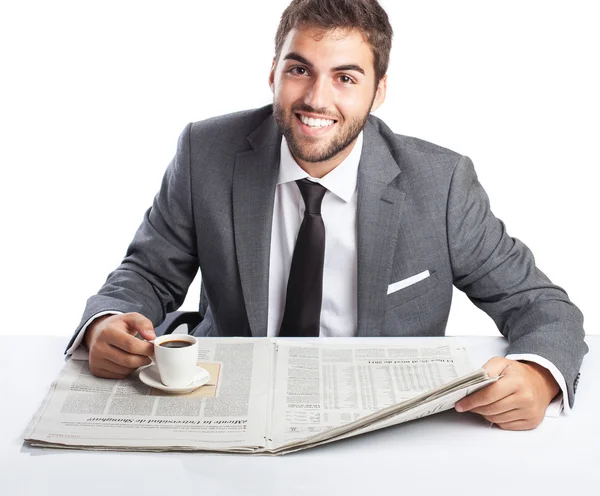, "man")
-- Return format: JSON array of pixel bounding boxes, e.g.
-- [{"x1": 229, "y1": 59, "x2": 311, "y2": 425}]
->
[{"x1": 67, "y1": 0, "x2": 587, "y2": 430}]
